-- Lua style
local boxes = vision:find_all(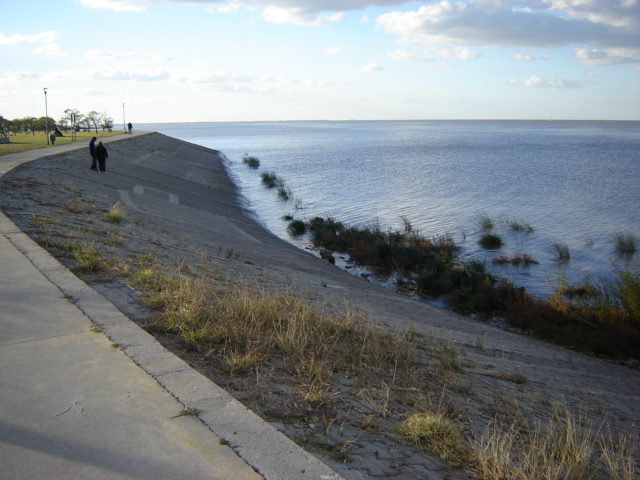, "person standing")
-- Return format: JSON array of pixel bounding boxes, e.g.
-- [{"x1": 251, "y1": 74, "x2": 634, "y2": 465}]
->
[
  {"x1": 89, "y1": 137, "x2": 98, "y2": 170},
  {"x1": 95, "y1": 141, "x2": 108, "y2": 173},
  {"x1": 128, "y1": 122, "x2": 133, "y2": 134}
]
